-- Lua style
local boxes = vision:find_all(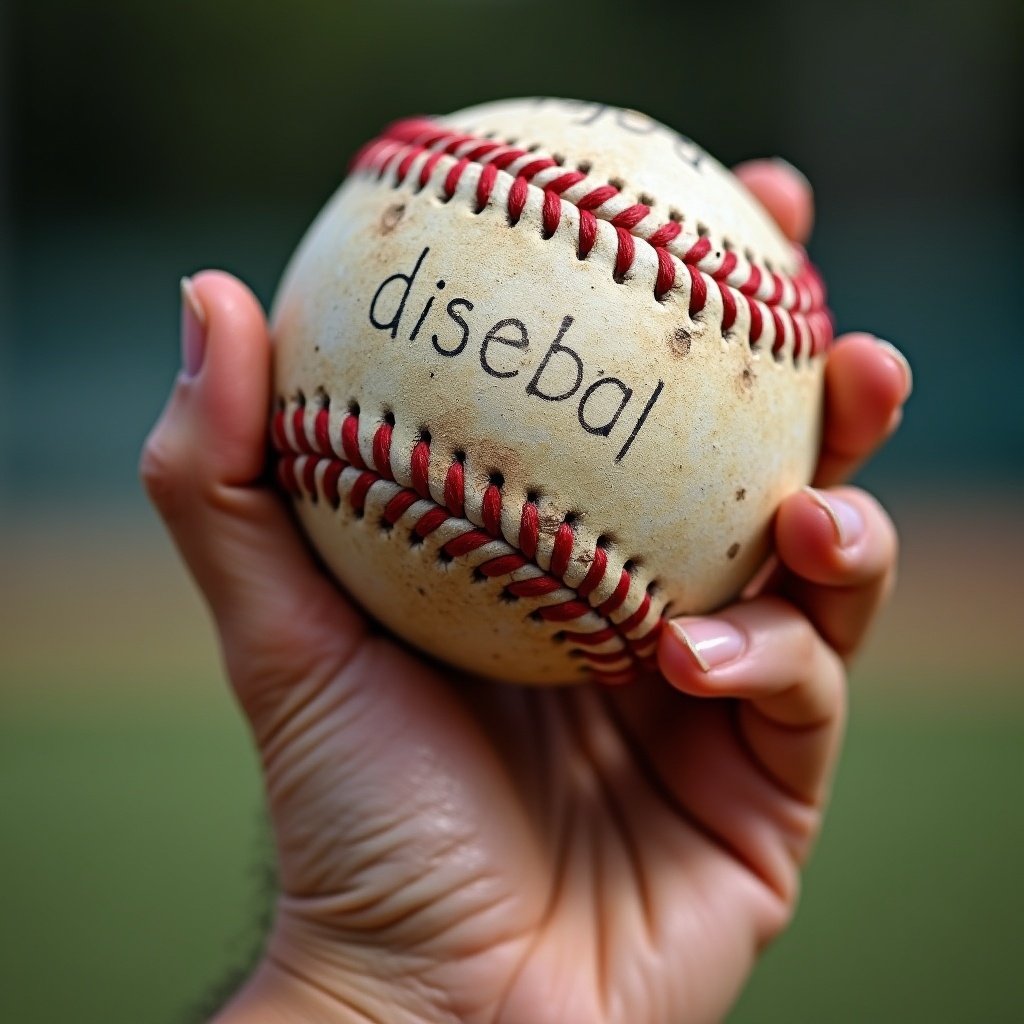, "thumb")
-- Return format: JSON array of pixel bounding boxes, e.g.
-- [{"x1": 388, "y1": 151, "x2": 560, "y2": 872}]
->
[{"x1": 140, "y1": 271, "x2": 365, "y2": 699}]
